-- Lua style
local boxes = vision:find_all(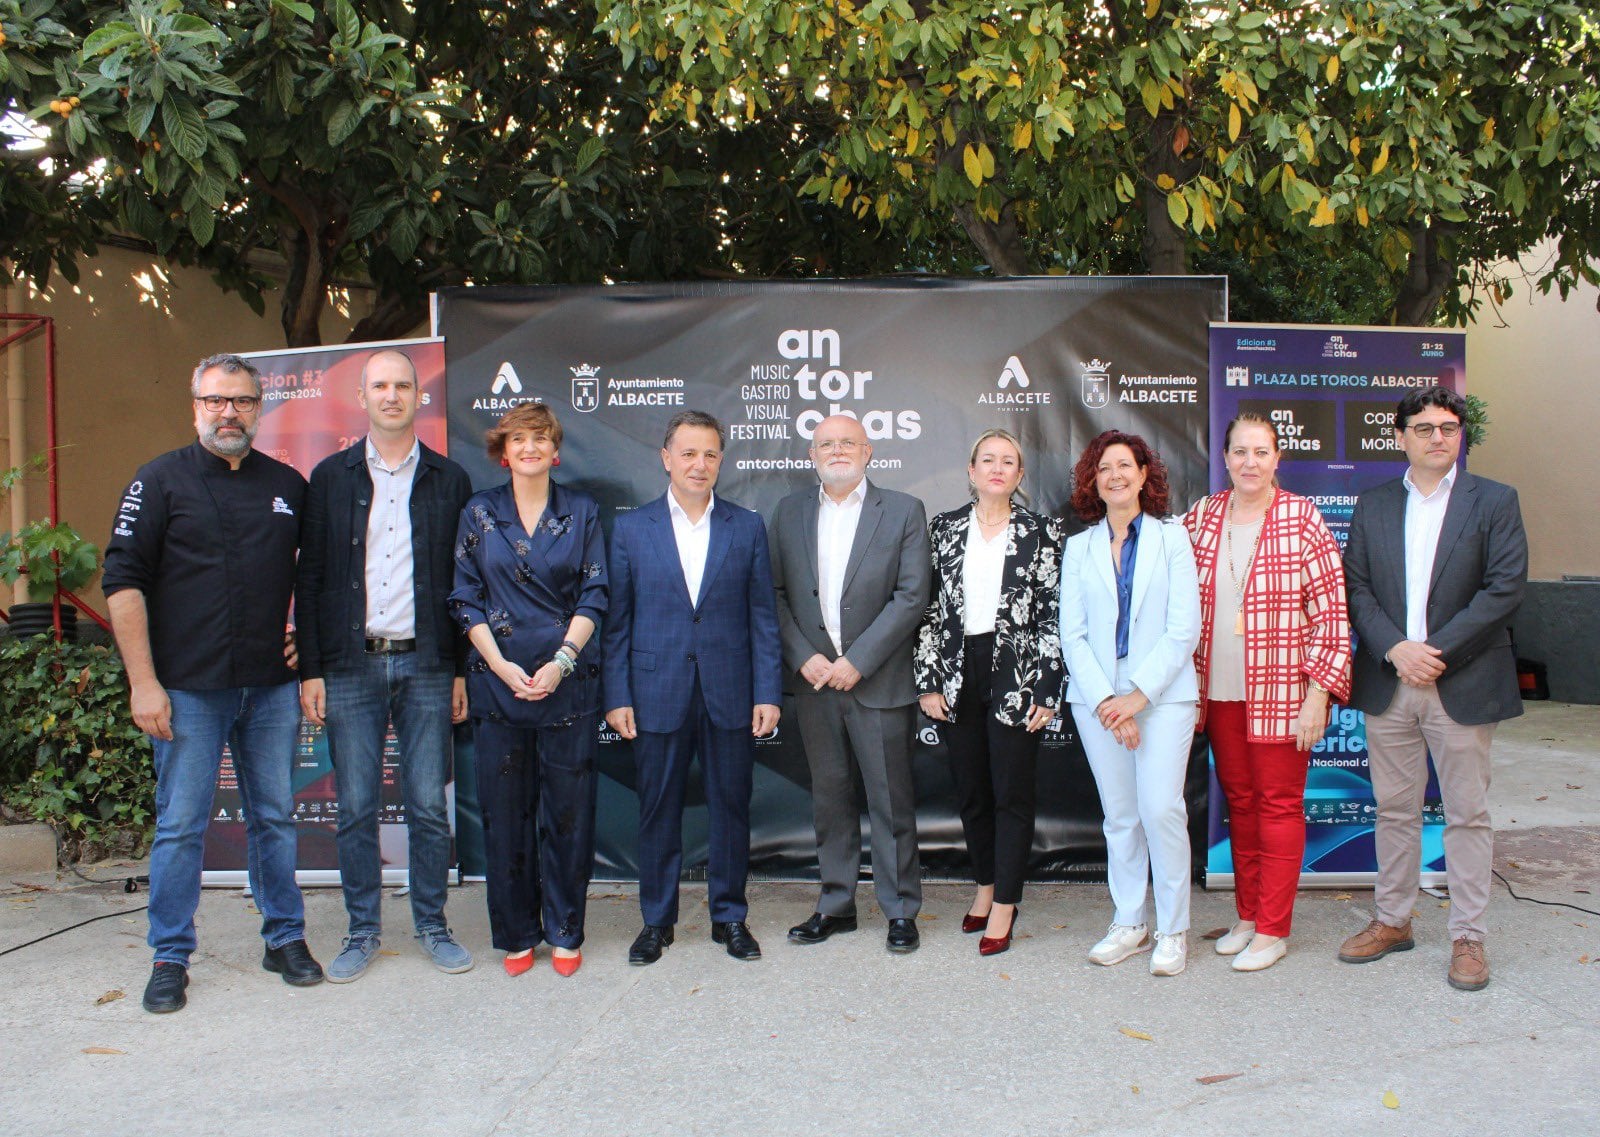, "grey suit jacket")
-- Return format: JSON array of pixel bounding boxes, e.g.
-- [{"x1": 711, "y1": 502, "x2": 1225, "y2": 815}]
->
[
  {"x1": 770, "y1": 480, "x2": 932, "y2": 710},
  {"x1": 1344, "y1": 471, "x2": 1527, "y2": 726}
]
